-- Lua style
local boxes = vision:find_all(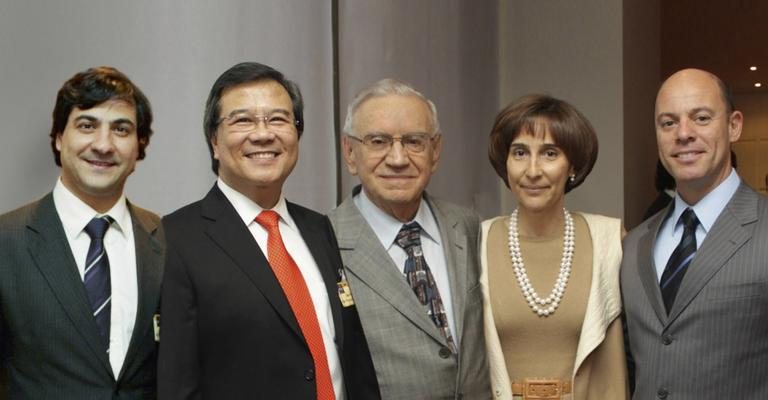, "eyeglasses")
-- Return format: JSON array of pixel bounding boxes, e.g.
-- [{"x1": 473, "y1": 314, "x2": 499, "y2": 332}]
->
[
  {"x1": 347, "y1": 133, "x2": 437, "y2": 153},
  {"x1": 218, "y1": 111, "x2": 300, "y2": 134}
]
